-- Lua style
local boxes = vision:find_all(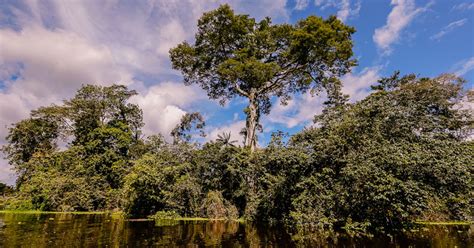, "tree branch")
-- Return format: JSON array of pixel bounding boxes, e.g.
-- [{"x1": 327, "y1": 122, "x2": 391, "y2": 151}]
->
[
  {"x1": 233, "y1": 82, "x2": 249, "y2": 97},
  {"x1": 258, "y1": 65, "x2": 302, "y2": 94}
]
